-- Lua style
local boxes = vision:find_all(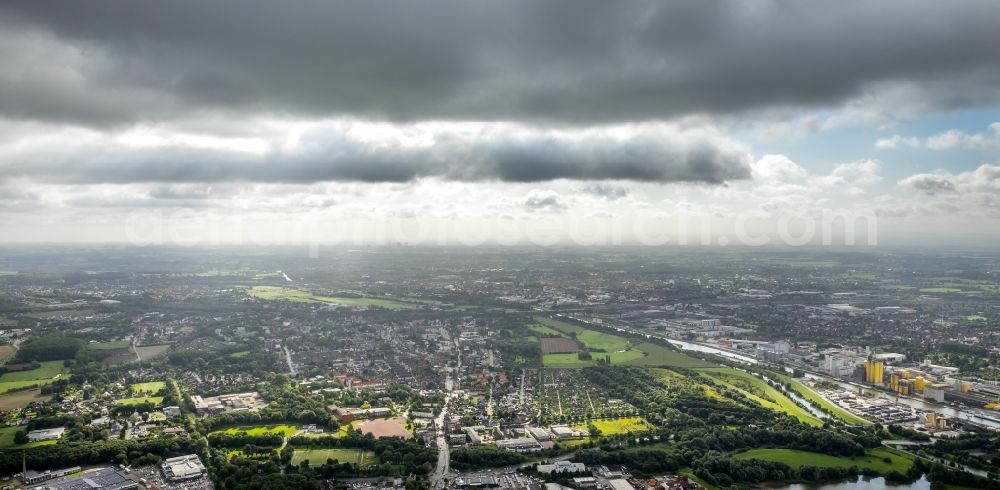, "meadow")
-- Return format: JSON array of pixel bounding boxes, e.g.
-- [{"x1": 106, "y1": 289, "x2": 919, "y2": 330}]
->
[
  {"x1": 214, "y1": 424, "x2": 298, "y2": 437},
  {"x1": 0, "y1": 426, "x2": 58, "y2": 449},
  {"x1": 698, "y1": 368, "x2": 824, "y2": 427},
  {"x1": 131, "y1": 381, "x2": 166, "y2": 394},
  {"x1": 0, "y1": 360, "x2": 67, "y2": 393},
  {"x1": 114, "y1": 396, "x2": 164, "y2": 407},
  {"x1": 533, "y1": 317, "x2": 712, "y2": 369},
  {"x1": 291, "y1": 448, "x2": 377, "y2": 467},
  {"x1": 572, "y1": 416, "x2": 653, "y2": 435},
  {"x1": 135, "y1": 344, "x2": 171, "y2": 361},
  {"x1": 733, "y1": 447, "x2": 914, "y2": 475}
]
